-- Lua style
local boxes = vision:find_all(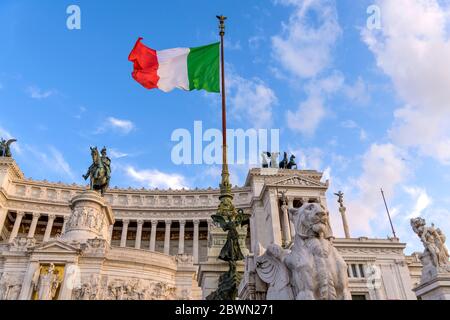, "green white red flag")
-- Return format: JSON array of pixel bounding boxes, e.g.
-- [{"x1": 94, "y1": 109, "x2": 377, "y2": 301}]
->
[{"x1": 128, "y1": 38, "x2": 220, "y2": 93}]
